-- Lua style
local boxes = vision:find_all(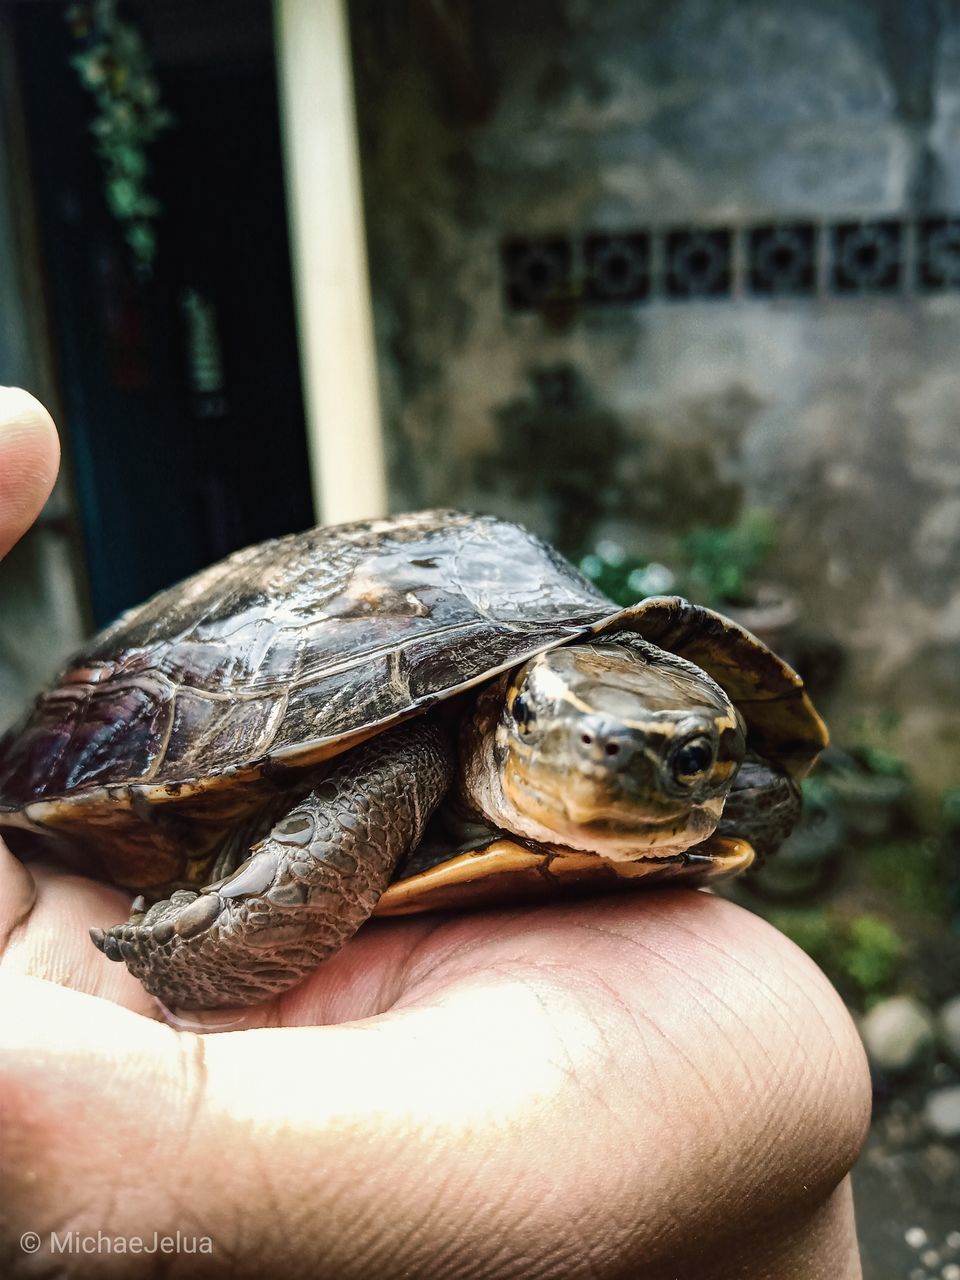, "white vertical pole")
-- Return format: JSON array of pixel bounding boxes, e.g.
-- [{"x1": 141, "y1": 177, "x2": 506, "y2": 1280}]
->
[{"x1": 273, "y1": 0, "x2": 388, "y2": 524}]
